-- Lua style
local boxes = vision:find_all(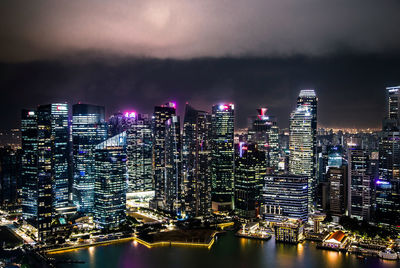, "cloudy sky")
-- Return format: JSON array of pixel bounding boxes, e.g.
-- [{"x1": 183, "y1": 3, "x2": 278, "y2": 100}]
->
[{"x1": 1, "y1": 0, "x2": 399, "y2": 129}]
